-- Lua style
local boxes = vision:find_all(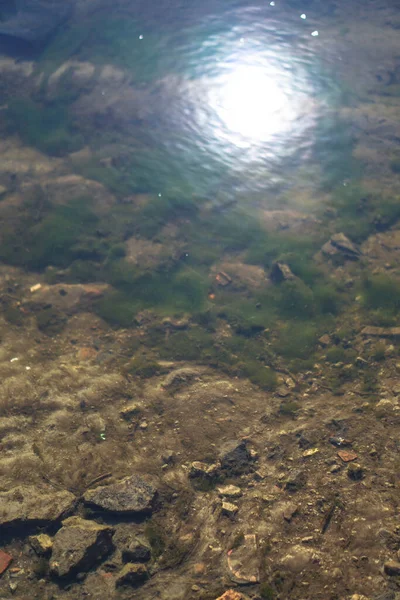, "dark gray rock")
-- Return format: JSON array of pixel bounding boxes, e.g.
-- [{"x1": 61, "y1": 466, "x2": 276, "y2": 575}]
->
[
  {"x1": 83, "y1": 475, "x2": 156, "y2": 515},
  {"x1": 384, "y1": 561, "x2": 400, "y2": 576},
  {"x1": 115, "y1": 563, "x2": 148, "y2": 587},
  {"x1": 284, "y1": 469, "x2": 307, "y2": 492},
  {"x1": 219, "y1": 439, "x2": 253, "y2": 476},
  {"x1": 50, "y1": 517, "x2": 114, "y2": 578},
  {"x1": 0, "y1": 0, "x2": 73, "y2": 43},
  {"x1": 122, "y1": 537, "x2": 151, "y2": 563},
  {"x1": 0, "y1": 485, "x2": 76, "y2": 529},
  {"x1": 347, "y1": 463, "x2": 364, "y2": 481}
]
